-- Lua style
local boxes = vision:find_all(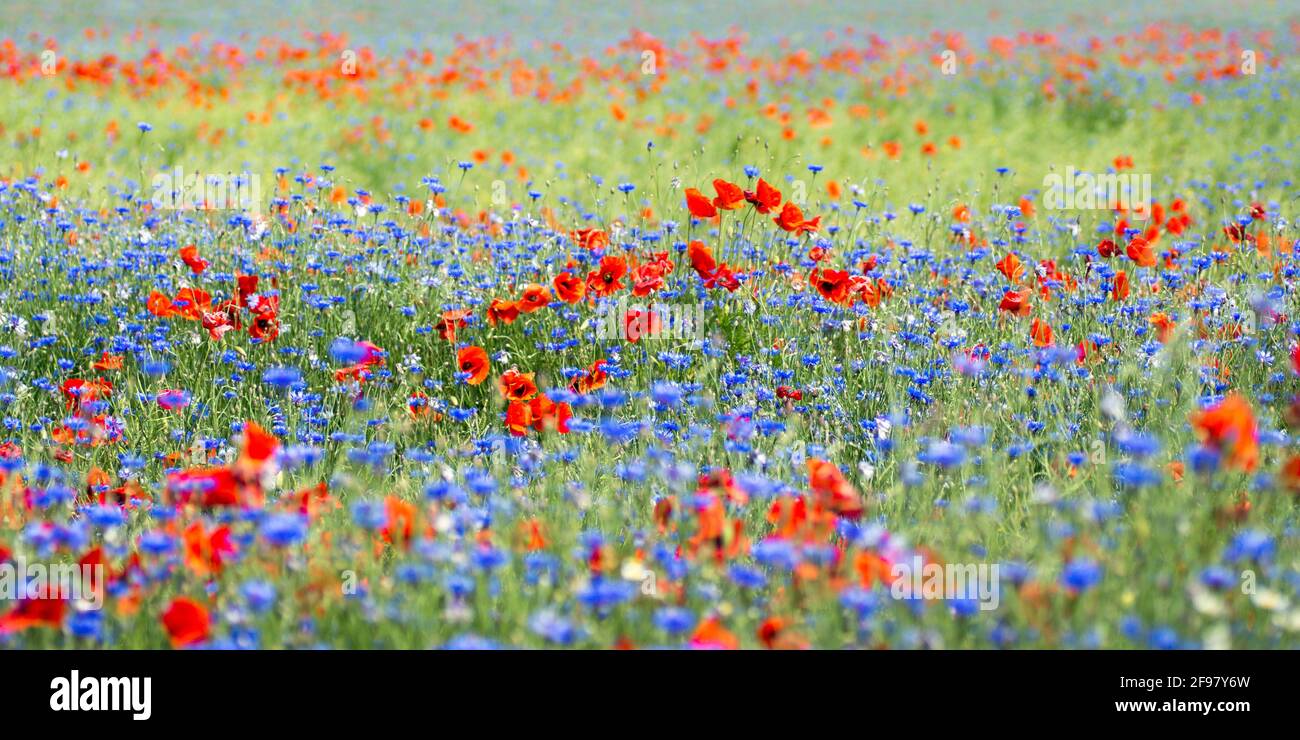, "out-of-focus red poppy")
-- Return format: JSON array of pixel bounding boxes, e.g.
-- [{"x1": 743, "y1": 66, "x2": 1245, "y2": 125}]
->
[
  {"x1": 1191, "y1": 393, "x2": 1259, "y2": 472},
  {"x1": 0, "y1": 591, "x2": 67, "y2": 633},
  {"x1": 757, "y1": 617, "x2": 810, "y2": 650},
  {"x1": 1149, "y1": 312, "x2": 1175, "y2": 343},
  {"x1": 147, "y1": 290, "x2": 178, "y2": 318},
  {"x1": 1112, "y1": 270, "x2": 1130, "y2": 301},
  {"x1": 998, "y1": 289, "x2": 1031, "y2": 316},
  {"x1": 161, "y1": 596, "x2": 210, "y2": 648},
  {"x1": 381, "y1": 495, "x2": 417, "y2": 549},
  {"x1": 529, "y1": 394, "x2": 572, "y2": 434},
  {"x1": 437, "y1": 308, "x2": 472, "y2": 342},
  {"x1": 505, "y1": 400, "x2": 532, "y2": 436},
  {"x1": 183, "y1": 521, "x2": 236, "y2": 577},
  {"x1": 996, "y1": 253, "x2": 1024, "y2": 283},
  {"x1": 807, "y1": 459, "x2": 862, "y2": 518},
  {"x1": 1030, "y1": 318, "x2": 1054, "y2": 347},
  {"x1": 240, "y1": 421, "x2": 278, "y2": 467},
  {"x1": 1126, "y1": 237, "x2": 1156, "y2": 267},
  {"x1": 570, "y1": 359, "x2": 608, "y2": 395},
  {"x1": 690, "y1": 617, "x2": 739, "y2": 650},
  {"x1": 570, "y1": 228, "x2": 608, "y2": 251}
]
